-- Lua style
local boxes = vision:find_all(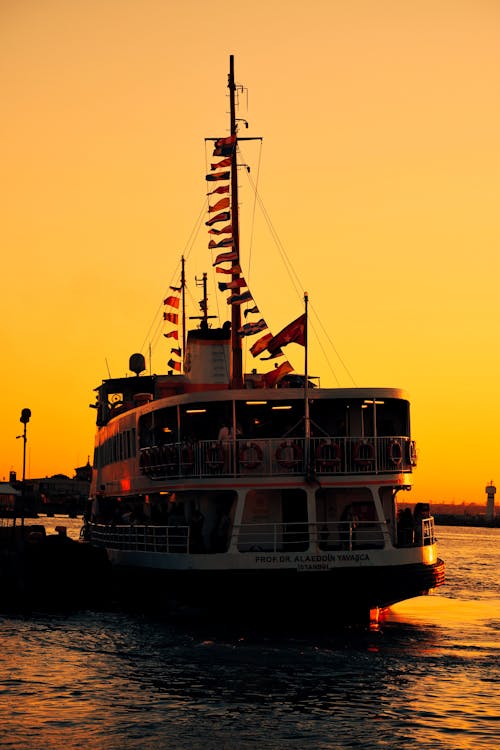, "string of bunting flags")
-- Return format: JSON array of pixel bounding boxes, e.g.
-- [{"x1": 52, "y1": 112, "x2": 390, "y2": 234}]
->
[
  {"x1": 158, "y1": 133, "x2": 306, "y2": 384},
  {"x1": 203, "y1": 134, "x2": 306, "y2": 385},
  {"x1": 163, "y1": 286, "x2": 182, "y2": 371}
]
